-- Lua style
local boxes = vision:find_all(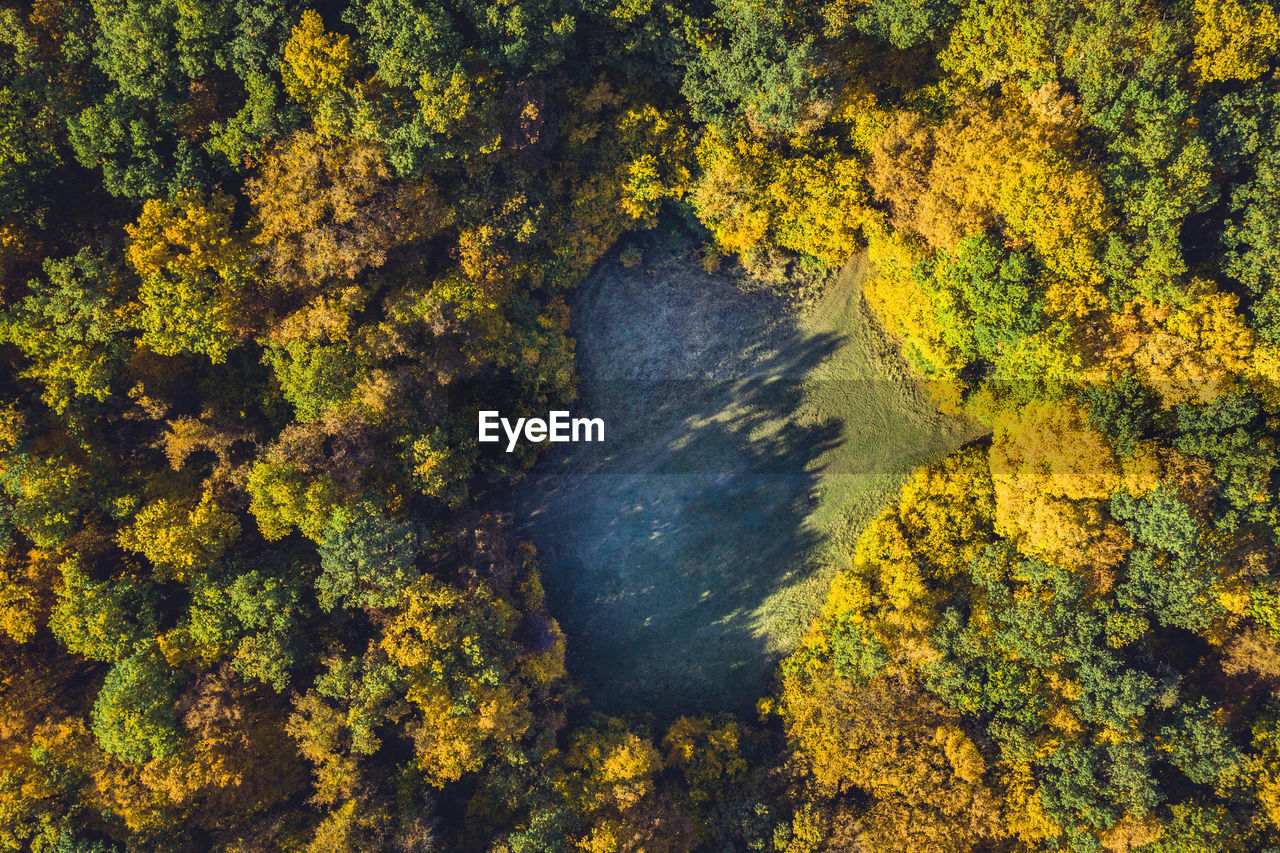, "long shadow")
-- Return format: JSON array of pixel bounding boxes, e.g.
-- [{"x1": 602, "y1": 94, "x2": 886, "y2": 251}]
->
[{"x1": 510, "y1": 248, "x2": 849, "y2": 718}]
